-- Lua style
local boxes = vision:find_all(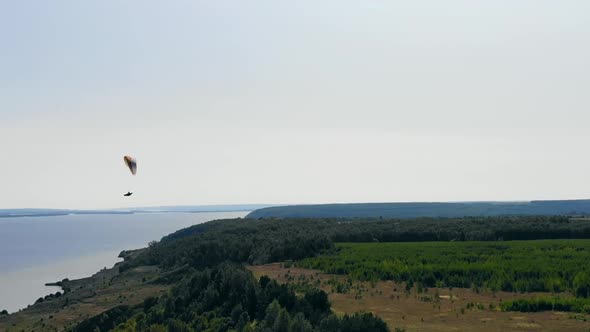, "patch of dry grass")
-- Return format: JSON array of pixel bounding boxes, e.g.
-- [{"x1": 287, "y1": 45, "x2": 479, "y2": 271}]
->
[{"x1": 249, "y1": 263, "x2": 590, "y2": 332}]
